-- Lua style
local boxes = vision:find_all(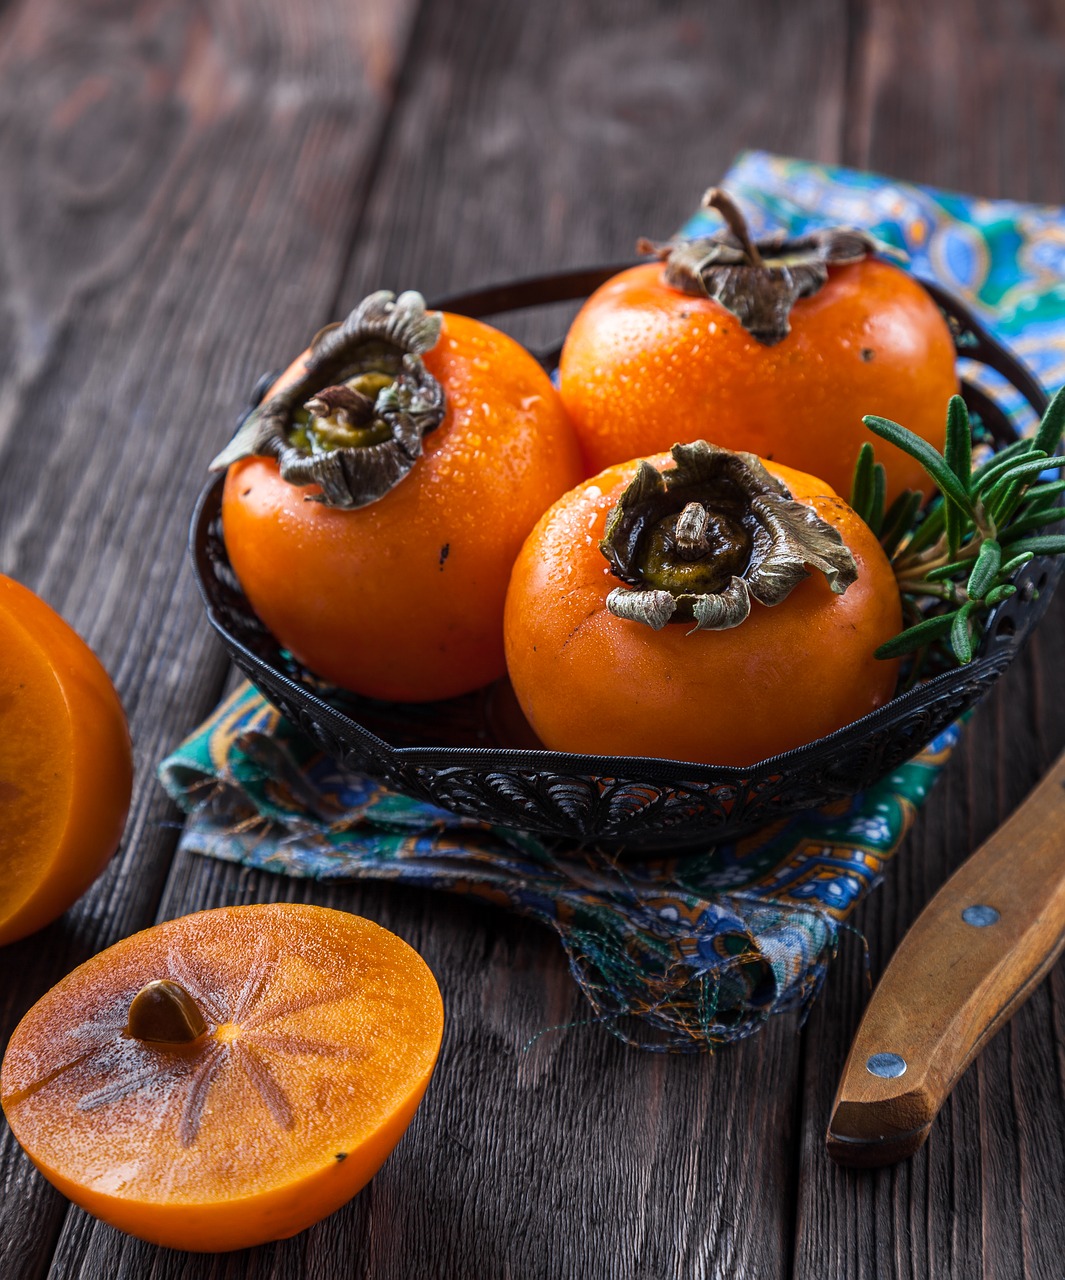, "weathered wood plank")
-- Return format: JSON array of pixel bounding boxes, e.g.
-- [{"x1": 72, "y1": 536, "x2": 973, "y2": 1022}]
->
[
  {"x1": 0, "y1": 0, "x2": 419, "y2": 1275},
  {"x1": 32, "y1": 1, "x2": 852, "y2": 1277},
  {"x1": 795, "y1": 0, "x2": 1065, "y2": 1274},
  {"x1": 9, "y1": 0, "x2": 1064, "y2": 1276},
  {"x1": 340, "y1": 0, "x2": 851, "y2": 347}
]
